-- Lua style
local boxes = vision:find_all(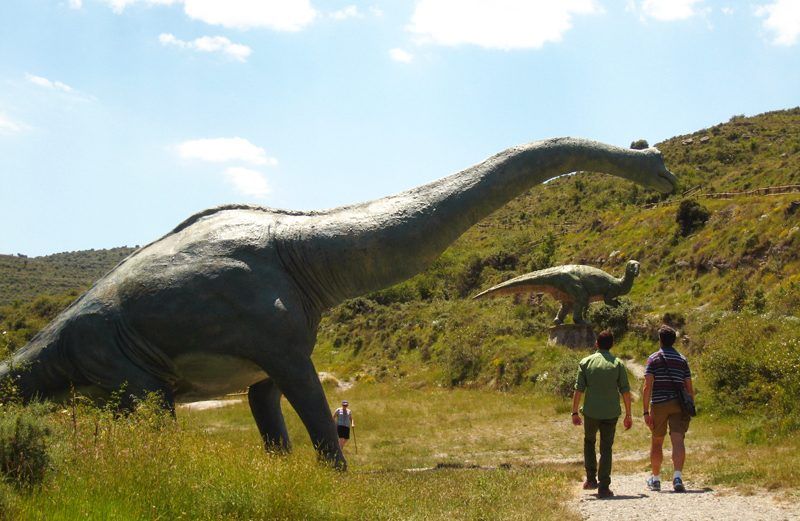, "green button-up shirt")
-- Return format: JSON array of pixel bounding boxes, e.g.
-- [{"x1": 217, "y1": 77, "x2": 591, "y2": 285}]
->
[{"x1": 574, "y1": 350, "x2": 631, "y2": 420}]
